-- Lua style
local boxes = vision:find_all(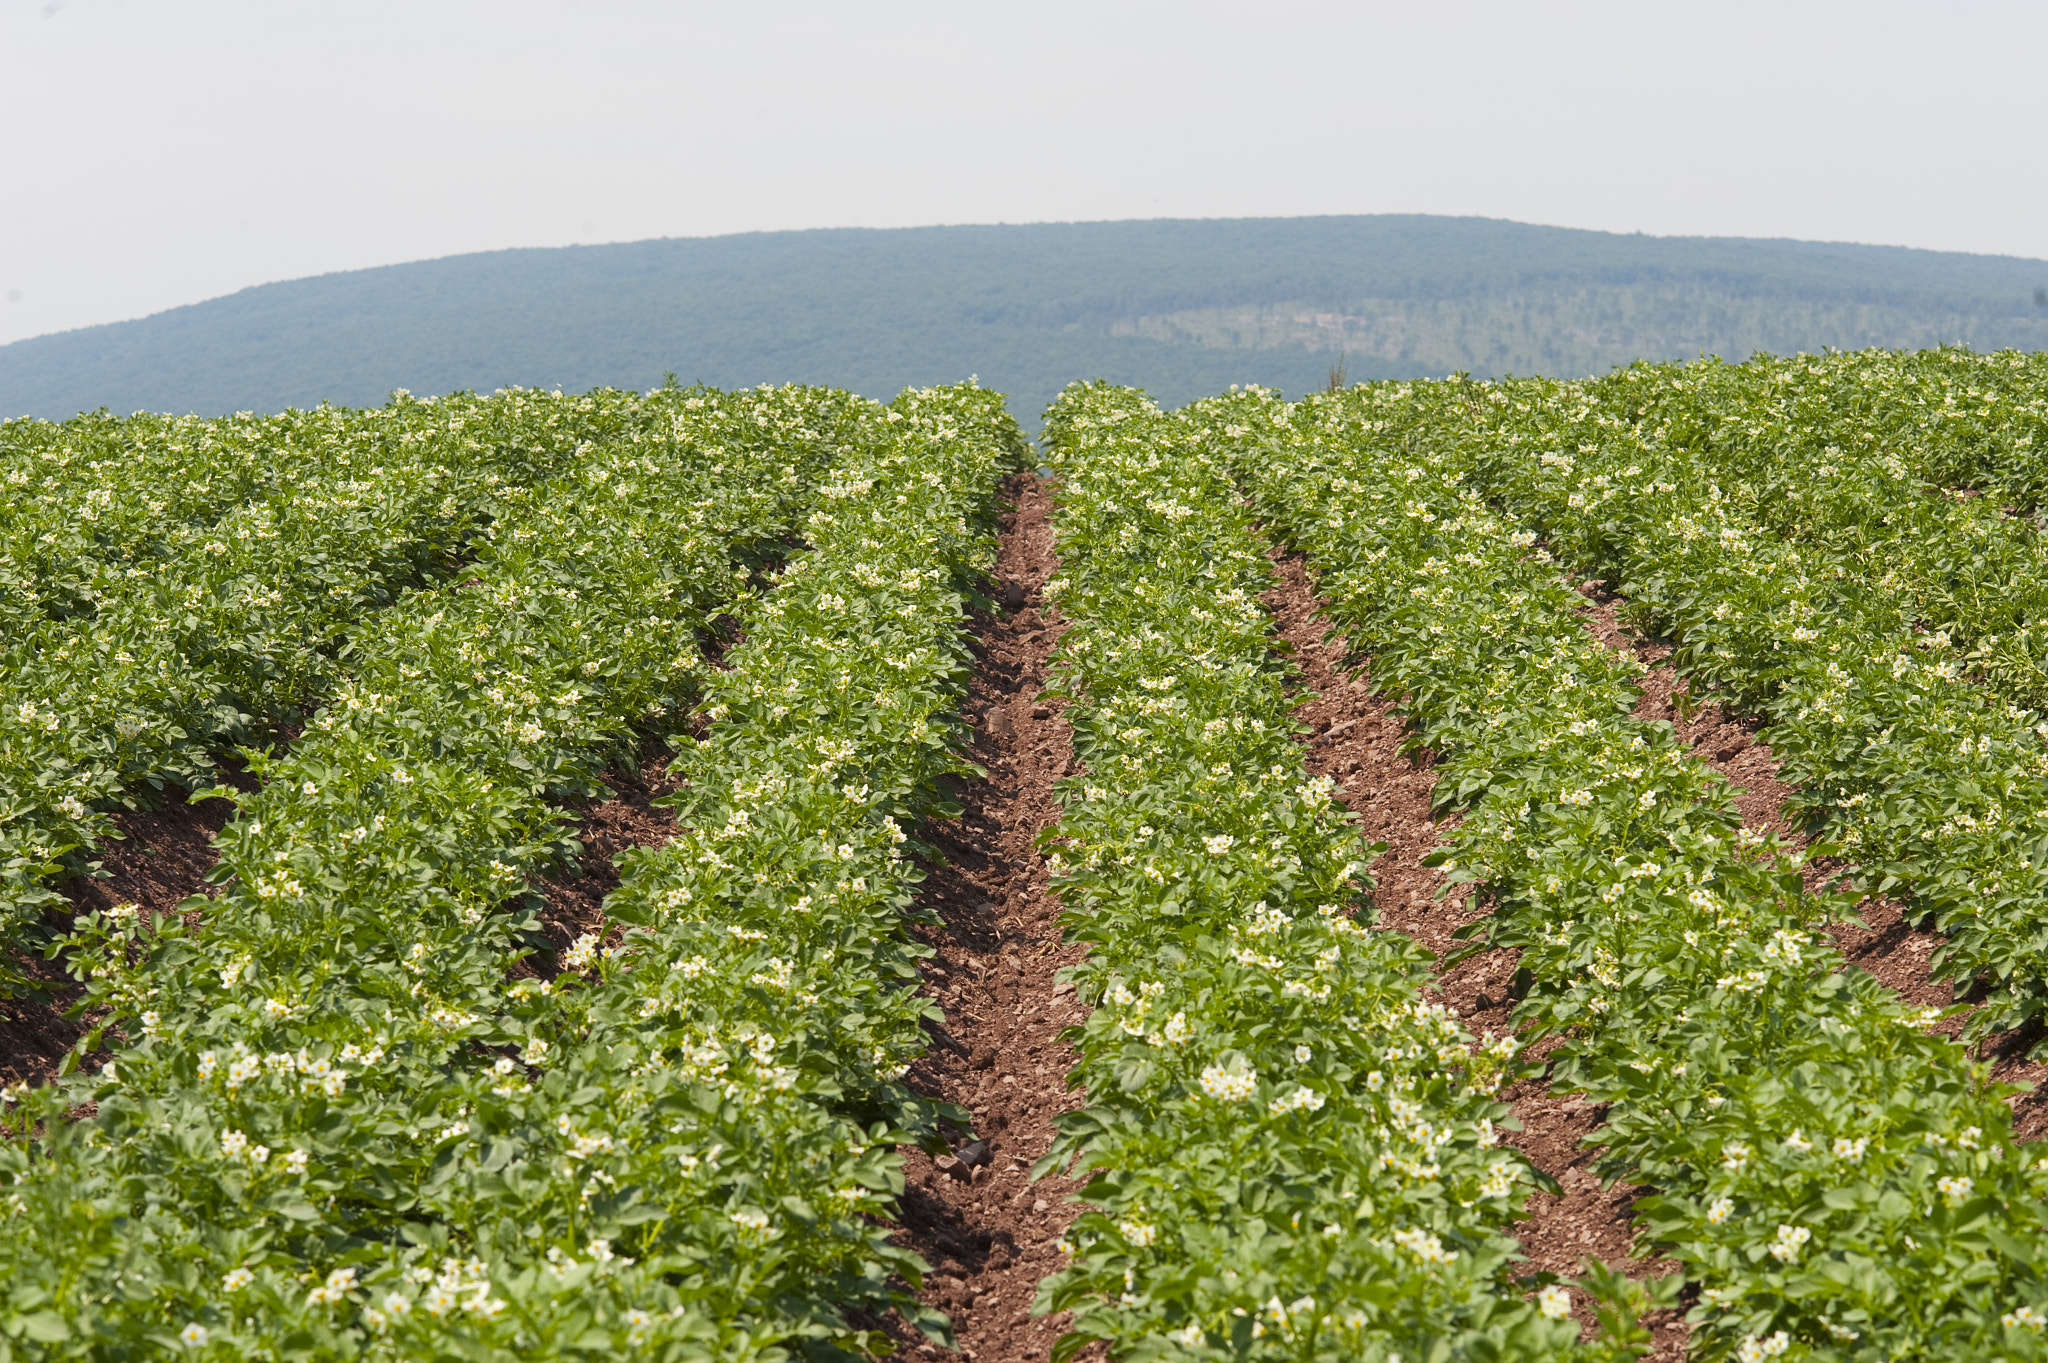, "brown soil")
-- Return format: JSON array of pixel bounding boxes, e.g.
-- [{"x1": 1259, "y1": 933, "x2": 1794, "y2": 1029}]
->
[
  {"x1": 511, "y1": 630, "x2": 731, "y2": 979},
  {"x1": 525, "y1": 757, "x2": 681, "y2": 978},
  {"x1": 0, "y1": 952, "x2": 93, "y2": 1091},
  {"x1": 886, "y1": 474, "x2": 1096, "y2": 1363},
  {"x1": 68, "y1": 787, "x2": 242, "y2": 922},
  {"x1": 1262, "y1": 556, "x2": 1687, "y2": 1355},
  {"x1": 0, "y1": 786, "x2": 244, "y2": 1088}
]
